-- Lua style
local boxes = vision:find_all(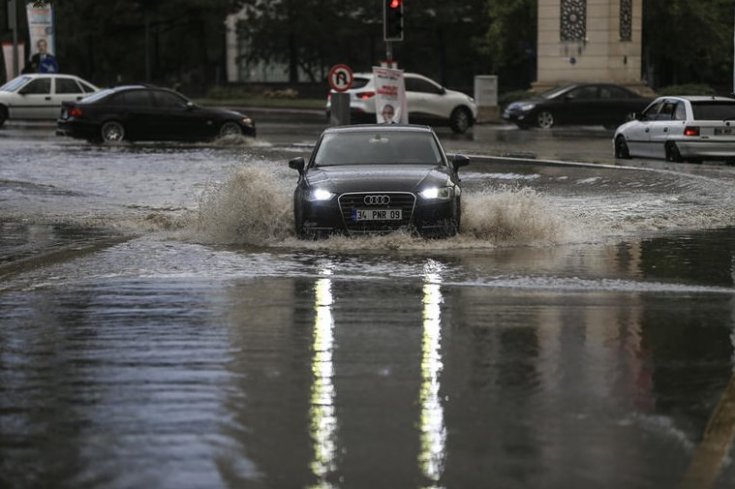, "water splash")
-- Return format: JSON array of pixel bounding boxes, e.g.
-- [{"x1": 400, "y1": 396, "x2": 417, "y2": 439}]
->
[
  {"x1": 461, "y1": 187, "x2": 570, "y2": 245},
  {"x1": 192, "y1": 167, "x2": 293, "y2": 245},
  {"x1": 186, "y1": 168, "x2": 572, "y2": 249}
]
